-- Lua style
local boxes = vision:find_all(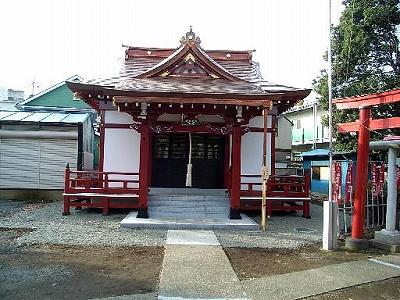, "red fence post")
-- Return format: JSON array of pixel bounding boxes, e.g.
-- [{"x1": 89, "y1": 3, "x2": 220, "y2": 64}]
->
[
  {"x1": 303, "y1": 169, "x2": 311, "y2": 219},
  {"x1": 63, "y1": 163, "x2": 71, "y2": 216},
  {"x1": 351, "y1": 108, "x2": 371, "y2": 242},
  {"x1": 230, "y1": 125, "x2": 242, "y2": 219}
]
